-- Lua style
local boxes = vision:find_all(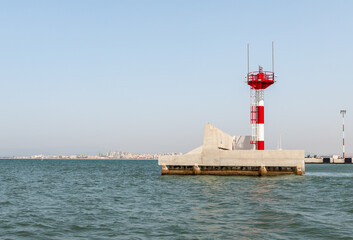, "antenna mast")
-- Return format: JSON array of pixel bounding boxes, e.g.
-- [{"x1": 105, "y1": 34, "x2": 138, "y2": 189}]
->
[
  {"x1": 247, "y1": 43, "x2": 250, "y2": 75},
  {"x1": 272, "y1": 41, "x2": 274, "y2": 73}
]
